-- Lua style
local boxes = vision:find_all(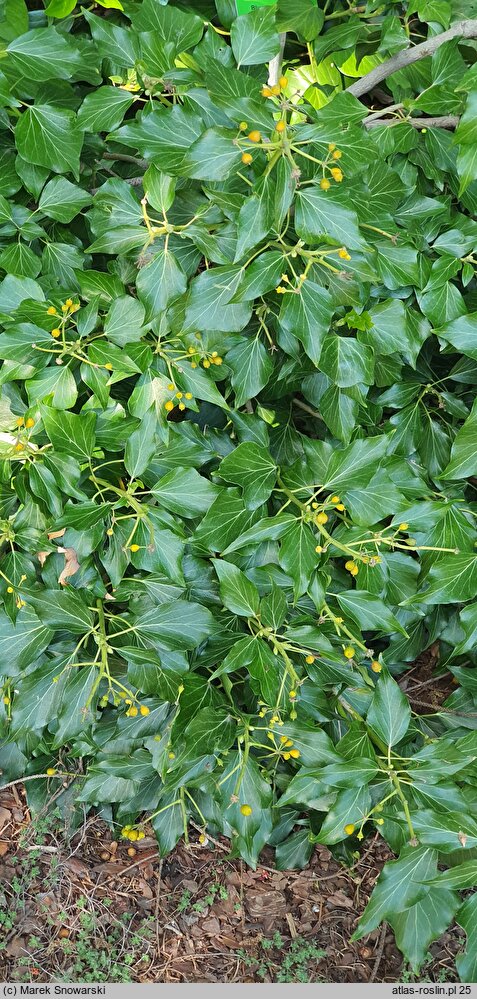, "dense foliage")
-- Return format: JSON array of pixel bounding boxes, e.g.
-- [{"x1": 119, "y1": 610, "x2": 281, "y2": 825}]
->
[{"x1": 2, "y1": 0, "x2": 477, "y2": 976}]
